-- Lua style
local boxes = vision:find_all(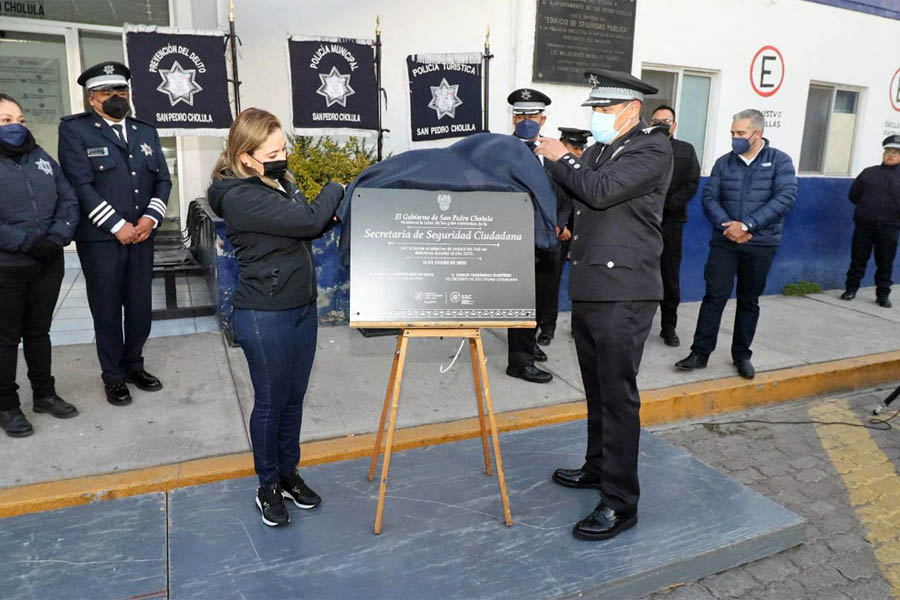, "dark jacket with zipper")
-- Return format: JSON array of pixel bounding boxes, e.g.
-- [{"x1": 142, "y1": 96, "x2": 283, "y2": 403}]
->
[
  {"x1": 207, "y1": 175, "x2": 343, "y2": 311},
  {"x1": 0, "y1": 146, "x2": 79, "y2": 267},
  {"x1": 849, "y1": 163, "x2": 900, "y2": 226},
  {"x1": 702, "y1": 139, "x2": 796, "y2": 246}
]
